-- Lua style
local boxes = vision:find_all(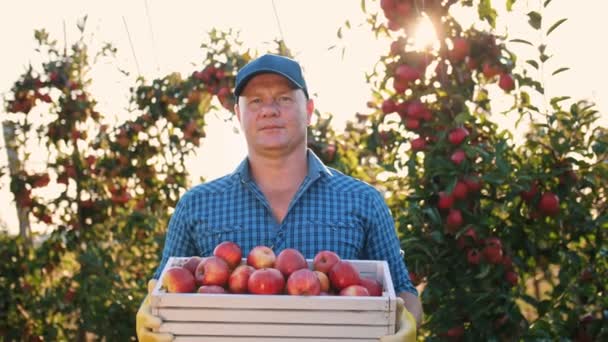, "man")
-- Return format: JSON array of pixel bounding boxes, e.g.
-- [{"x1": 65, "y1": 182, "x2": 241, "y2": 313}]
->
[{"x1": 136, "y1": 54, "x2": 422, "y2": 341}]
